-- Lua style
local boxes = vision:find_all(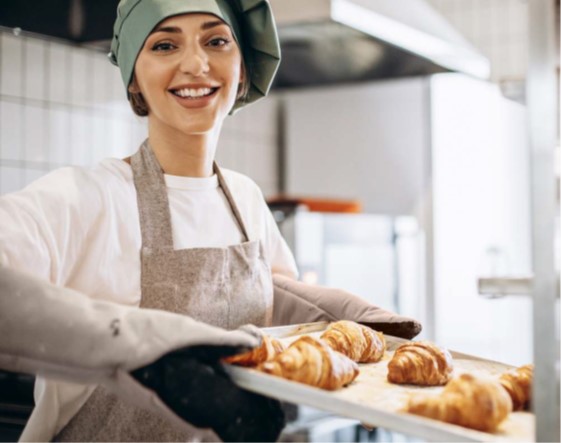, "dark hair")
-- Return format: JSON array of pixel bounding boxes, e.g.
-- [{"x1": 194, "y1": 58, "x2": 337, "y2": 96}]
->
[
  {"x1": 128, "y1": 60, "x2": 251, "y2": 117},
  {"x1": 128, "y1": 82, "x2": 150, "y2": 116}
]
